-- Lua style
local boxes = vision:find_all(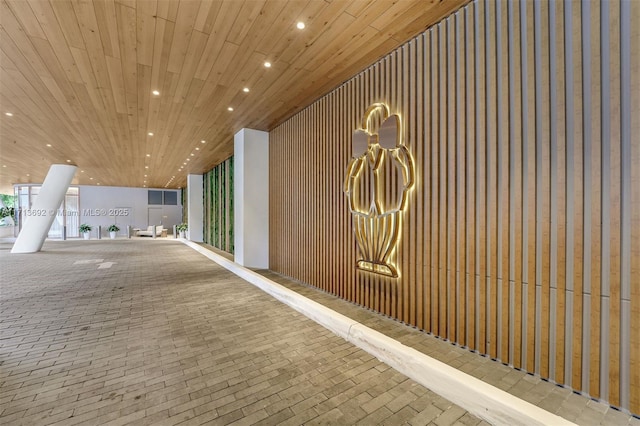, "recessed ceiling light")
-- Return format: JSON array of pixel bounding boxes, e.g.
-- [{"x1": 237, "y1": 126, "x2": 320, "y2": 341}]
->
[
  {"x1": 146, "y1": 154, "x2": 151, "y2": 157},
  {"x1": 145, "y1": 166, "x2": 149, "y2": 169},
  {"x1": 227, "y1": 107, "x2": 233, "y2": 111},
  {"x1": 97, "y1": 183, "x2": 101, "y2": 186},
  {"x1": 243, "y1": 87, "x2": 250, "y2": 93},
  {"x1": 148, "y1": 132, "x2": 154, "y2": 136},
  {"x1": 190, "y1": 153, "x2": 195, "y2": 156},
  {"x1": 195, "y1": 147, "x2": 200, "y2": 151},
  {"x1": 26, "y1": 174, "x2": 30, "y2": 177},
  {"x1": 201, "y1": 140, "x2": 206, "y2": 144},
  {"x1": 2, "y1": 165, "x2": 6, "y2": 168},
  {"x1": 152, "y1": 90, "x2": 160, "y2": 96},
  {"x1": 81, "y1": 170, "x2": 85, "y2": 173},
  {"x1": 90, "y1": 177, "x2": 94, "y2": 180},
  {"x1": 296, "y1": 22, "x2": 305, "y2": 29},
  {"x1": 46, "y1": 144, "x2": 52, "y2": 147},
  {"x1": 5, "y1": 112, "x2": 13, "y2": 117},
  {"x1": 183, "y1": 162, "x2": 186, "y2": 165},
  {"x1": 186, "y1": 159, "x2": 190, "y2": 162},
  {"x1": 264, "y1": 61, "x2": 271, "y2": 68},
  {"x1": 66, "y1": 160, "x2": 71, "y2": 163},
  {"x1": 143, "y1": 185, "x2": 146, "y2": 188}
]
